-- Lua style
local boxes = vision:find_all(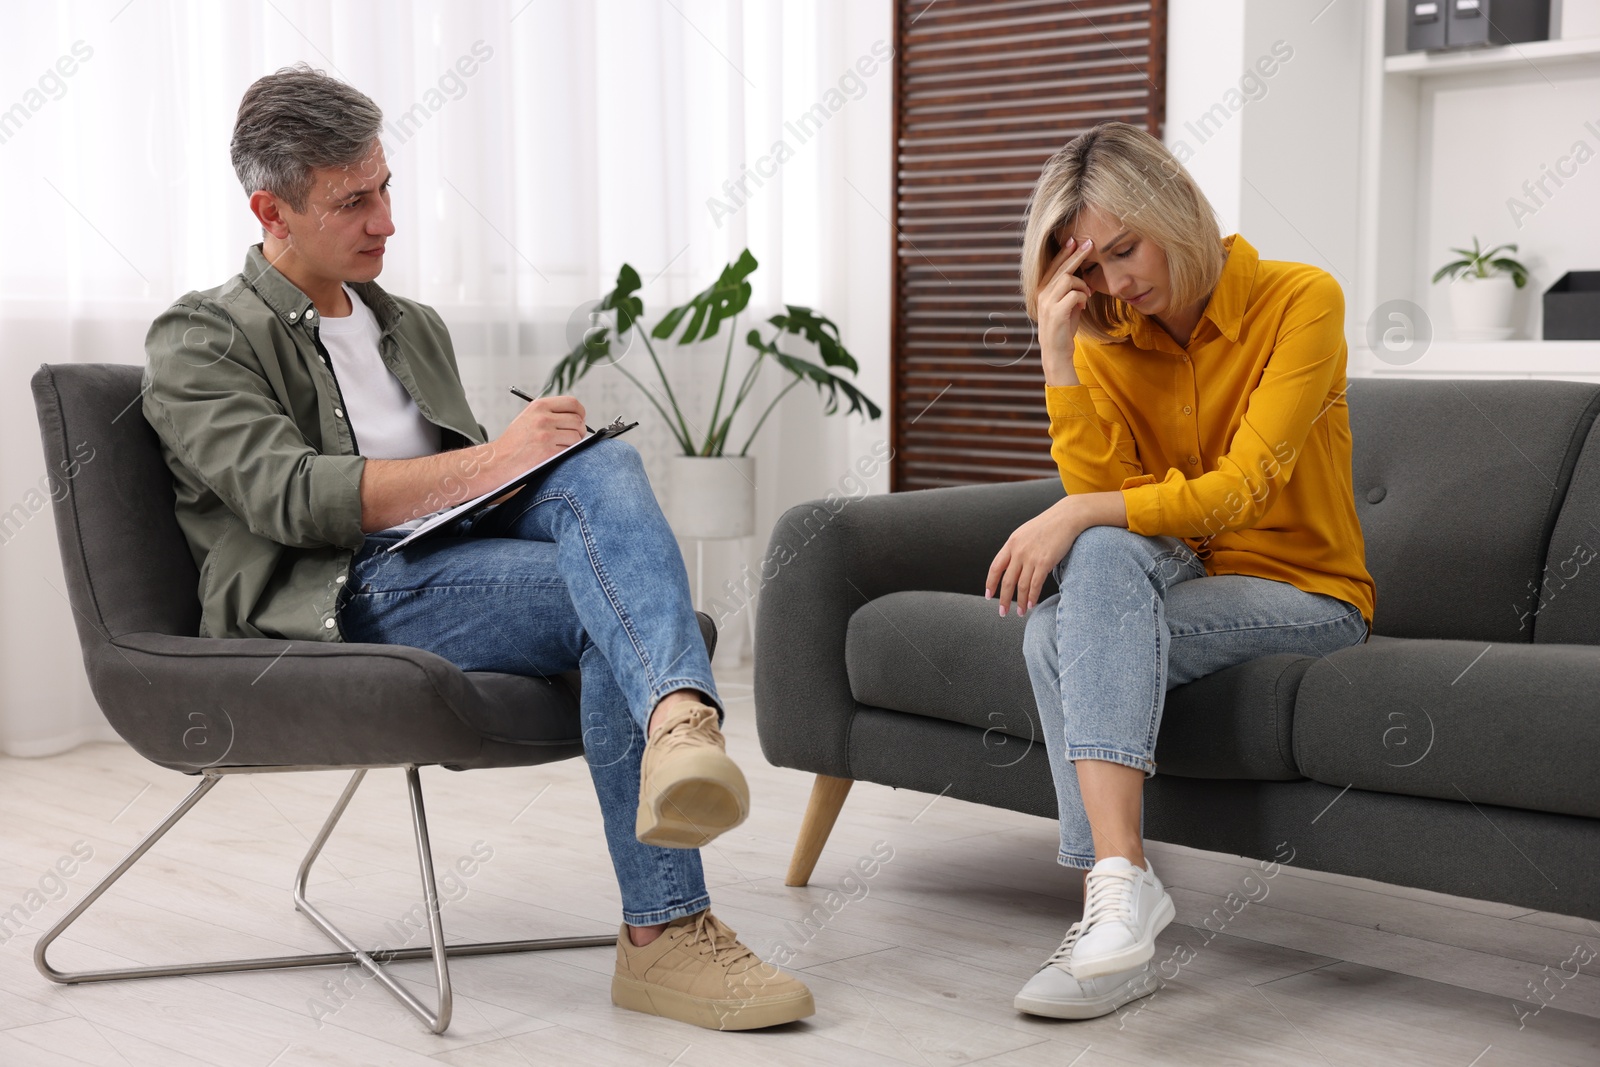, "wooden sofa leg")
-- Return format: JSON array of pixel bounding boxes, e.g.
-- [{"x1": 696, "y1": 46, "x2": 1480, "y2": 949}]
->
[{"x1": 786, "y1": 775, "x2": 854, "y2": 887}]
